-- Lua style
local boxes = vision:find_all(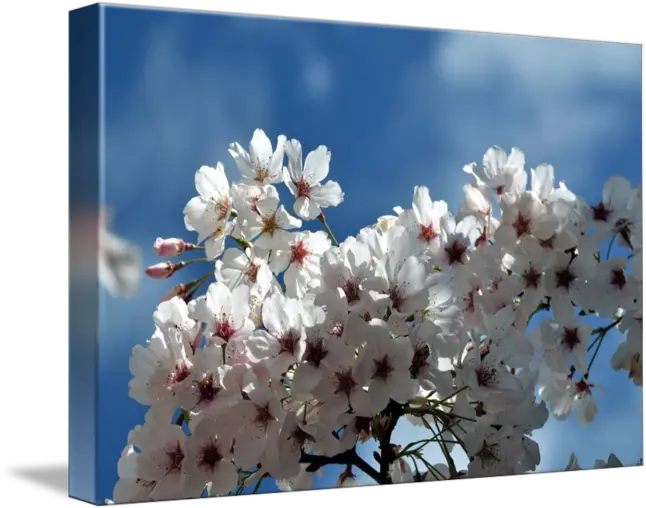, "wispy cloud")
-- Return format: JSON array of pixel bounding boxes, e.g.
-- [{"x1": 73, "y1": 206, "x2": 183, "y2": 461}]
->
[
  {"x1": 104, "y1": 18, "x2": 273, "y2": 237},
  {"x1": 302, "y1": 56, "x2": 334, "y2": 101},
  {"x1": 222, "y1": 14, "x2": 336, "y2": 103},
  {"x1": 386, "y1": 31, "x2": 641, "y2": 208}
]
